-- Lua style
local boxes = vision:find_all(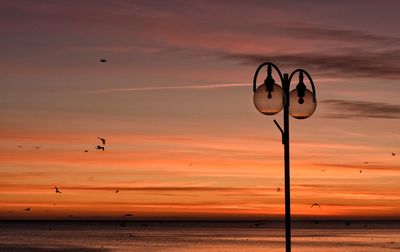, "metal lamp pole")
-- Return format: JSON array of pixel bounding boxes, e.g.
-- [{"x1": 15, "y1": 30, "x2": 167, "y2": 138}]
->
[
  {"x1": 283, "y1": 73, "x2": 292, "y2": 251},
  {"x1": 253, "y1": 62, "x2": 317, "y2": 252}
]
